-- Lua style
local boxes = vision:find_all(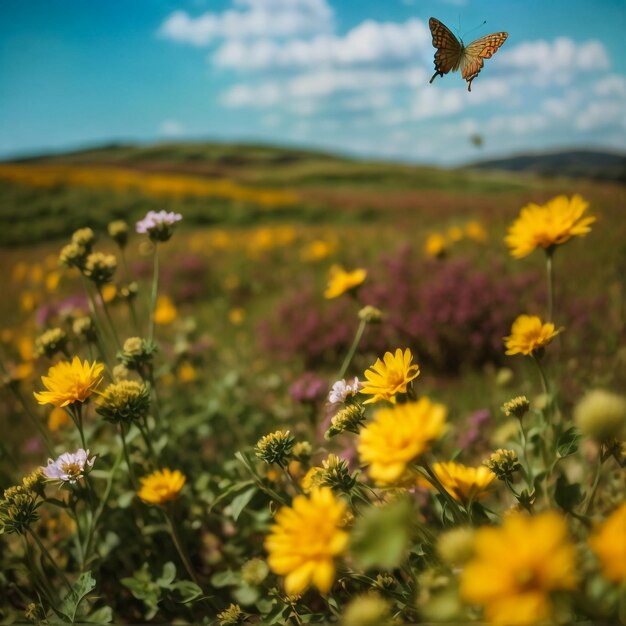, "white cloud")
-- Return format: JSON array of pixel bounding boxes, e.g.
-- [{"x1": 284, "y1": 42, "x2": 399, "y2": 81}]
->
[
  {"x1": 221, "y1": 67, "x2": 426, "y2": 109},
  {"x1": 593, "y1": 75, "x2": 626, "y2": 98},
  {"x1": 575, "y1": 101, "x2": 626, "y2": 131},
  {"x1": 213, "y1": 18, "x2": 430, "y2": 69},
  {"x1": 500, "y1": 37, "x2": 610, "y2": 85},
  {"x1": 158, "y1": 0, "x2": 334, "y2": 46},
  {"x1": 159, "y1": 120, "x2": 185, "y2": 136}
]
